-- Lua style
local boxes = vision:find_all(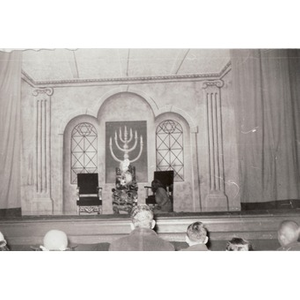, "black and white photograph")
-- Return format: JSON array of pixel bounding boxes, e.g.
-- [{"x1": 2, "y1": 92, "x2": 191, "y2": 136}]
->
[
  {"x1": 1, "y1": 1, "x2": 299, "y2": 300},
  {"x1": 2, "y1": 46, "x2": 300, "y2": 247},
  {"x1": 2, "y1": 47, "x2": 300, "y2": 251}
]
